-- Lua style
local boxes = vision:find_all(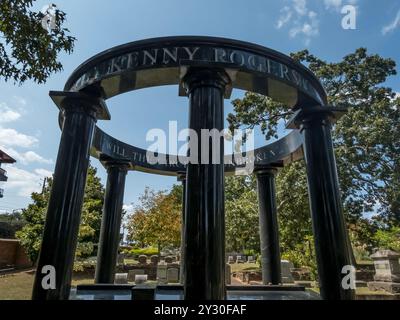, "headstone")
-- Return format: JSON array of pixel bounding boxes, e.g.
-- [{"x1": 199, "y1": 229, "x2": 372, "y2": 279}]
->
[
  {"x1": 167, "y1": 267, "x2": 179, "y2": 283},
  {"x1": 135, "y1": 274, "x2": 148, "y2": 284},
  {"x1": 150, "y1": 255, "x2": 159, "y2": 265},
  {"x1": 367, "y1": 250, "x2": 400, "y2": 294},
  {"x1": 117, "y1": 254, "x2": 125, "y2": 265},
  {"x1": 228, "y1": 256, "x2": 235, "y2": 264},
  {"x1": 128, "y1": 269, "x2": 145, "y2": 282},
  {"x1": 226, "y1": 264, "x2": 231, "y2": 285},
  {"x1": 114, "y1": 273, "x2": 128, "y2": 284},
  {"x1": 165, "y1": 256, "x2": 173, "y2": 264},
  {"x1": 281, "y1": 260, "x2": 295, "y2": 283},
  {"x1": 138, "y1": 255, "x2": 147, "y2": 265},
  {"x1": 236, "y1": 256, "x2": 245, "y2": 264},
  {"x1": 157, "y1": 261, "x2": 168, "y2": 284},
  {"x1": 247, "y1": 256, "x2": 256, "y2": 263}
]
